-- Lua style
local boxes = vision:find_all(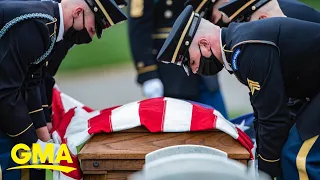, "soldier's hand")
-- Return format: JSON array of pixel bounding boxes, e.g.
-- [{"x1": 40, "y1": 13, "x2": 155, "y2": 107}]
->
[
  {"x1": 30, "y1": 139, "x2": 61, "y2": 165},
  {"x1": 47, "y1": 122, "x2": 53, "y2": 132},
  {"x1": 142, "y1": 78, "x2": 164, "y2": 98}
]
